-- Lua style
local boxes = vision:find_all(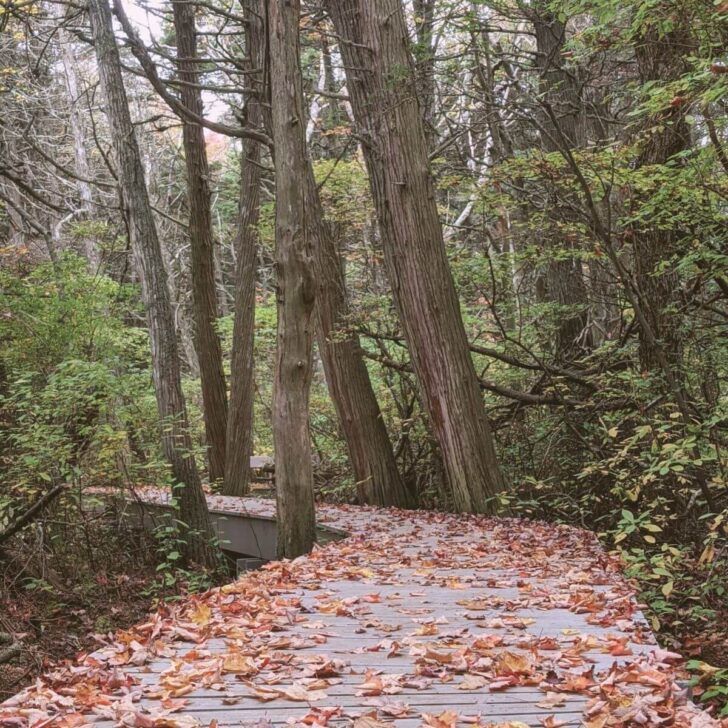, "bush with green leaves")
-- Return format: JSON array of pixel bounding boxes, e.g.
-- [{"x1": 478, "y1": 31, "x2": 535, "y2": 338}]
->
[{"x1": 0, "y1": 253, "x2": 164, "y2": 515}]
